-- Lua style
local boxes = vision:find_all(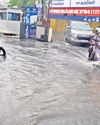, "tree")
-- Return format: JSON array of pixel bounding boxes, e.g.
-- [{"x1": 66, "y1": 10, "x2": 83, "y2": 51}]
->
[
  {"x1": 9, "y1": 0, "x2": 35, "y2": 8},
  {"x1": 9, "y1": 0, "x2": 47, "y2": 8},
  {"x1": 9, "y1": 0, "x2": 22, "y2": 7}
]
